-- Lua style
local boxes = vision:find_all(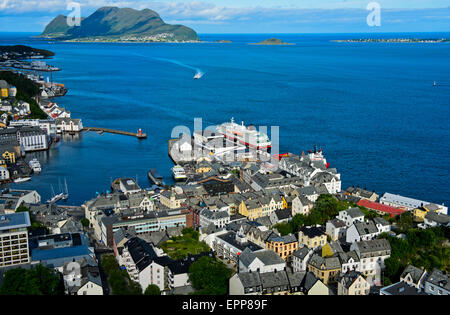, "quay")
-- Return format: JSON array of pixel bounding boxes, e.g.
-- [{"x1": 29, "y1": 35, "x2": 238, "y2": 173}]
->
[{"x1": 84, "y1": 127, "x2": 147, "y2": 139}]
